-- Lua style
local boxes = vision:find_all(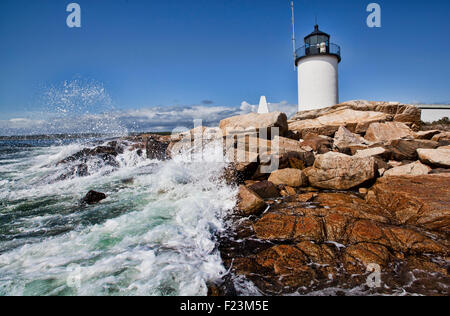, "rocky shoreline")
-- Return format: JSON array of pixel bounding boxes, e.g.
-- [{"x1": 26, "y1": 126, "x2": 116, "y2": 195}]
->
[
  {"x1": 199, "y1": 100, "x2": 449, "y2": 296},
  {"x1": 54, "y1": 100, "x2": 449, "y2": 296}
]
